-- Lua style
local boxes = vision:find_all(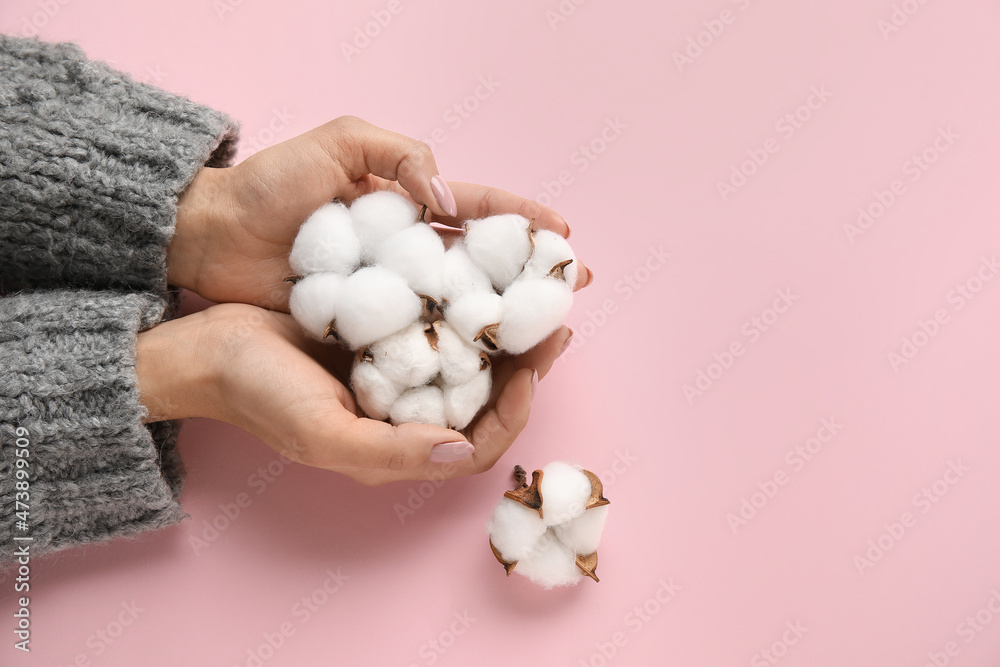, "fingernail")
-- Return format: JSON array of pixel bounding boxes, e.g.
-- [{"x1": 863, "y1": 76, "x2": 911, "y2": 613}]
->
[
  {"x1": 530, "y1": 369, "x2": 538, "y2": 398},
  {"x1": 584, "y1": 265, "x2": 594, "y2": 288},
  {"x1": 559, "y1": 330, "x2": 574, "y2": 357},
  {"x1": 564, "y1": 220, "x2": 572, "y2": 238},
  {"x1": 430, "y1": 175, "x2": 458, "y2": 217},
  {"x1": 429, "y1": 441, "x2": 474, "y2": 463}
]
